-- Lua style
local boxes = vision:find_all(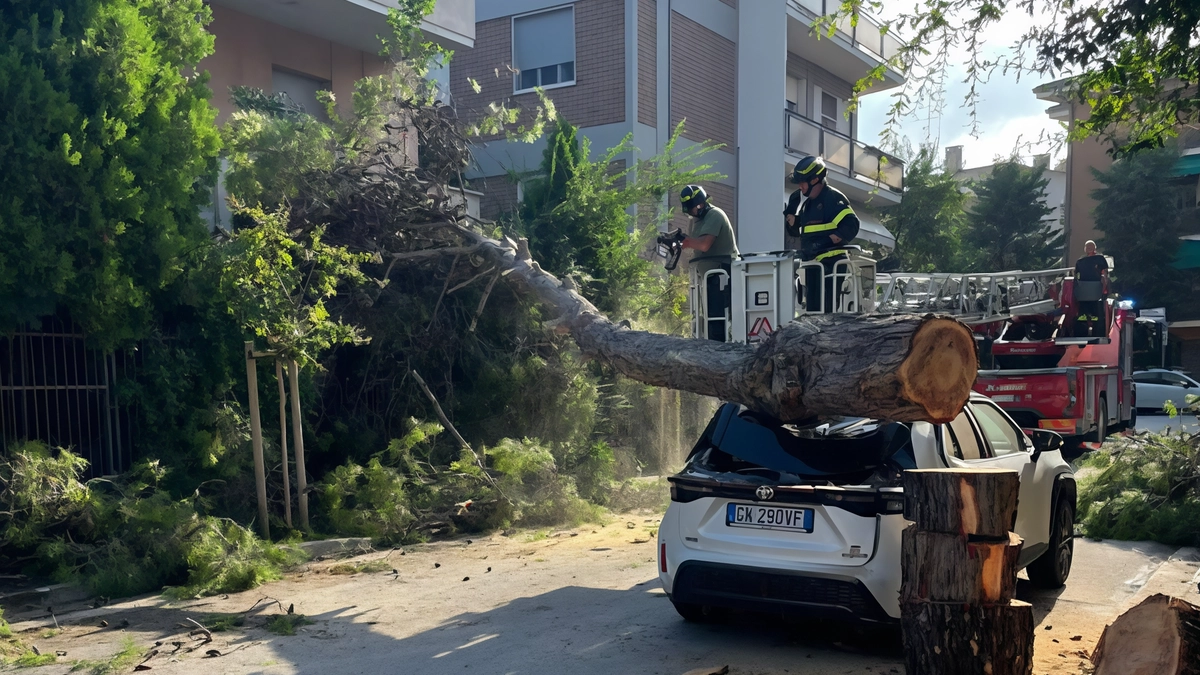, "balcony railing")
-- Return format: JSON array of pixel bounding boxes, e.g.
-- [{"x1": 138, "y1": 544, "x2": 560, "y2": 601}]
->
[
  {"x1": 791, "y1": 0, "x2": 903, "y2": 63},
  {"x1": 785, "y1": 110, "x2": 904, "y2": 193}
]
